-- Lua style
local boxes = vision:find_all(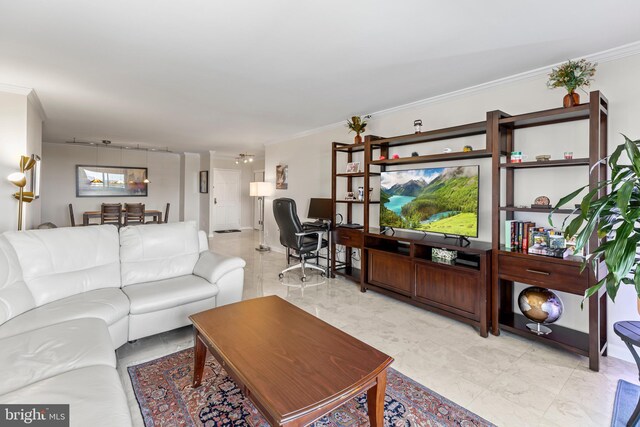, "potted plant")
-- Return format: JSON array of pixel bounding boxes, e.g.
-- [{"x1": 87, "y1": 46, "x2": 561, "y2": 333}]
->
[
  {"x1": 547, "y1": 59, "x2": 597, "y2": 107},
  {"x1": 551, "y1": 135, "x2": 640, "y2": 308},
  {"x1": 347, "y1": 115, "x2": 371, "y2": 144}
]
